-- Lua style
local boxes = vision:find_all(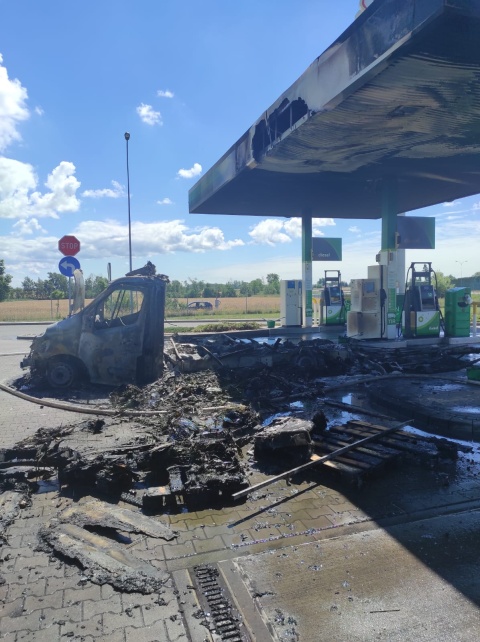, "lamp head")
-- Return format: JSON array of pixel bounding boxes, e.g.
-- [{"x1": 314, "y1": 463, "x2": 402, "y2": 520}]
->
[{"x1": 124, "y1": 132, "x2": 130, "y2": 141}]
